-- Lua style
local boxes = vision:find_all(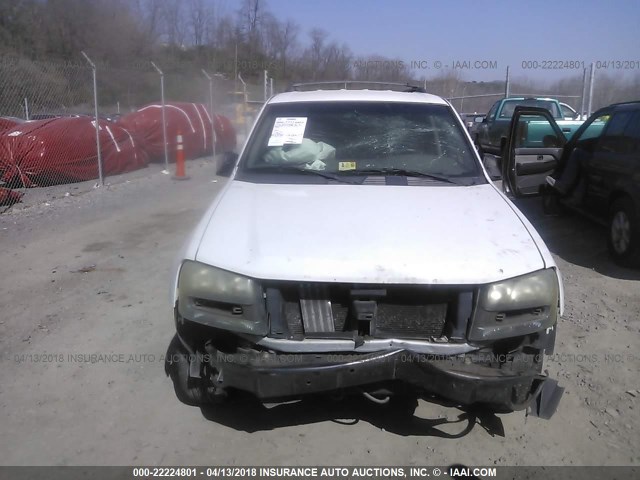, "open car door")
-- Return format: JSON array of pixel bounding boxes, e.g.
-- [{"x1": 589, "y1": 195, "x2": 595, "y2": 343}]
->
[{"x1": 502, "y1": 106, "x2": 566, "y2": 196}]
